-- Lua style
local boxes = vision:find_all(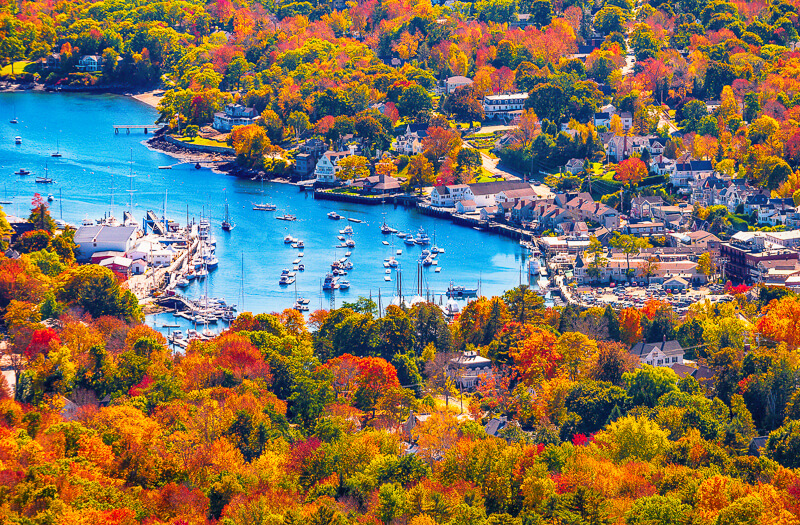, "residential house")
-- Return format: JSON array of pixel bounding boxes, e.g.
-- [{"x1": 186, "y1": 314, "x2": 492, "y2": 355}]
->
[
  {"x1": 630, "y1": 340, "x2": 685, "y2": 368},
  {"x1": 480, "y1": 206, "x2": 501, "y2": 221},
  {"x1": 430, "y1": 184, "x2": 472, "y2": 207},
  {"x1": 672, "y1": 159, "x2": 713, "y2": 190},
  {"x1": 625, "y1": 221, "x2": 666, "y2": 235},
  {"x1": 594, "y1": 112, "x2": 612, "y2": 128},
  {"x1": 564, "y1": 193, "x2": 621, "y2": 229},
  {"x1": 449, "y1": 351, "x2": 492, "y2": 389},
  {"x1": 496, "y1": 187, "x2": 541, "y2": 204},
  {"x1": 630, "y1": 196, "x2": 665, "y2": 219},
  {"x1": 483, "y1": 93, "x2": 529, "y2": 120},
  {"x1": 557, "y1": 221, "x2": 589, "y2": 237},
  {"x1": 294, "y1": 153, "x2": 315, "y2": 178},
  {"x1": 75, "y1": 225, "x2": 139, "y2": 262},
  {"x1": 564, "y1": 158, "x2": 586, "y2": 175},
  {"x1": 445, "y1": 75, "x2": 473, "y2": 94},
  {"x1": 213, "y1": 104, "x2": 260, "y2": 132},
  {"x1": 392, "y1": 124, "x2": 428, "y2": 155},
  {"x1": 44, "y1": 53, "x2": 61, "y2": 70},
  {"x1": 314, "y1": 148, "x2": 355, "y2": 183},
  {"x1": 509, "y1": 13, "x2": 534, "y2": 29},
  {"x1": 77, "y1": 55, "x2": 103, "y2": 72}
]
